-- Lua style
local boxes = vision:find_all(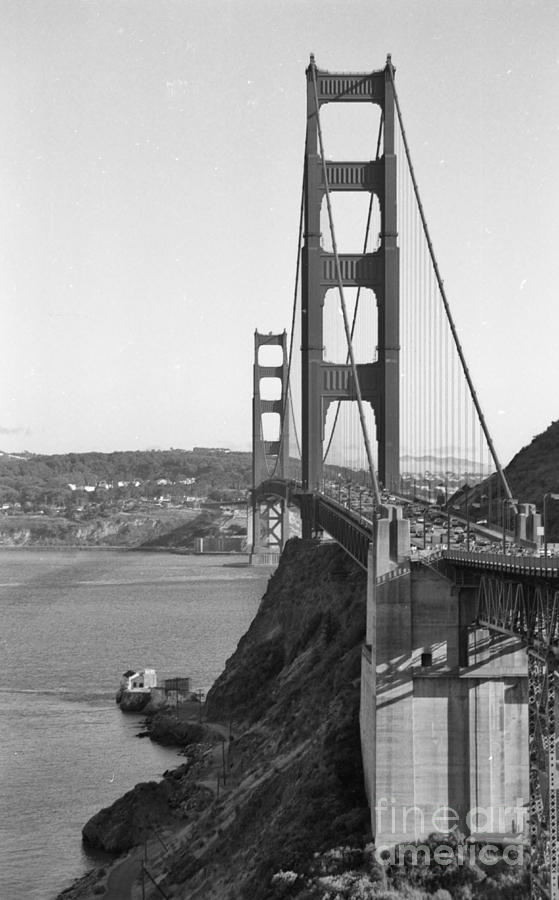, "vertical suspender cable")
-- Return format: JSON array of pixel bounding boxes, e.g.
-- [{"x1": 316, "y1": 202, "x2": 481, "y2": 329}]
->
[
  {"x1": 430, "y1": 265, "x2": 435, "y2": 469},
  {"x1": 387, "y1": 64, "x2": 514, "y2": 507},
  {"x1": 440, "y1": 282, "x2": 444, "y2": 476},
  {"x1": 421, "y1": 224, "x2": 427, "y2": 461}
]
